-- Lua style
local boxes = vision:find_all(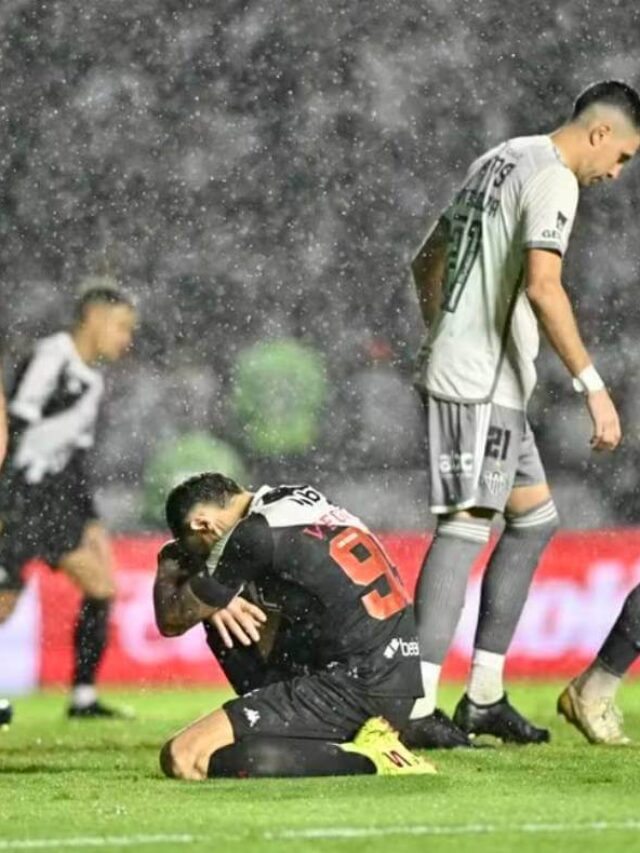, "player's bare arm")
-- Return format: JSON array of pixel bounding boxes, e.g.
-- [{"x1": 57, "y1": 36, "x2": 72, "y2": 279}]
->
[
  {"x1": 525, "y1": 248, "x2": 621, "y2": 451},
  {"x1": 411, "y1": 218, "x2": 449, "y2": 326},
  {"x1": 153, "y1": 548, "x2": 216, "y2": 637},
  {"x1": 153, "y1": 545, "x2": 266, "y2": 644}
]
